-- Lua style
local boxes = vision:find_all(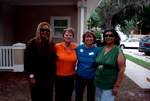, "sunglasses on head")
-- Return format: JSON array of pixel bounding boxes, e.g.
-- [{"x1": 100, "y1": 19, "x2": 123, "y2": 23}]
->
[
  {"x1": 85, "y1": 30, "x2": 94, "y2": 33},
  {"x1": 104, "y1": 34, "x2": 115, "y2": 37},
  {"x1": 40, "y1": 29, "x2": 50, "y2": 32}
]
